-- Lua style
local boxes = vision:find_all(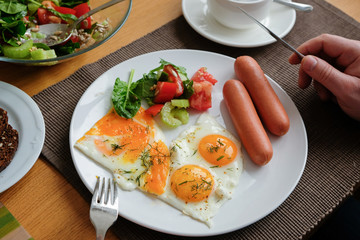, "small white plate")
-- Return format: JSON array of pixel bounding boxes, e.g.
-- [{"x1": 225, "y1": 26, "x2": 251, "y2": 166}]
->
[
  {"x1": 0, "y1": 82, "x2": 45, "y2": 193},
  {"x1": 70, "y1": 49, "x2": 307, "y2": 236},
  {"x1": 182, "y1": 0, "x2": 296, "y2": 47}
]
